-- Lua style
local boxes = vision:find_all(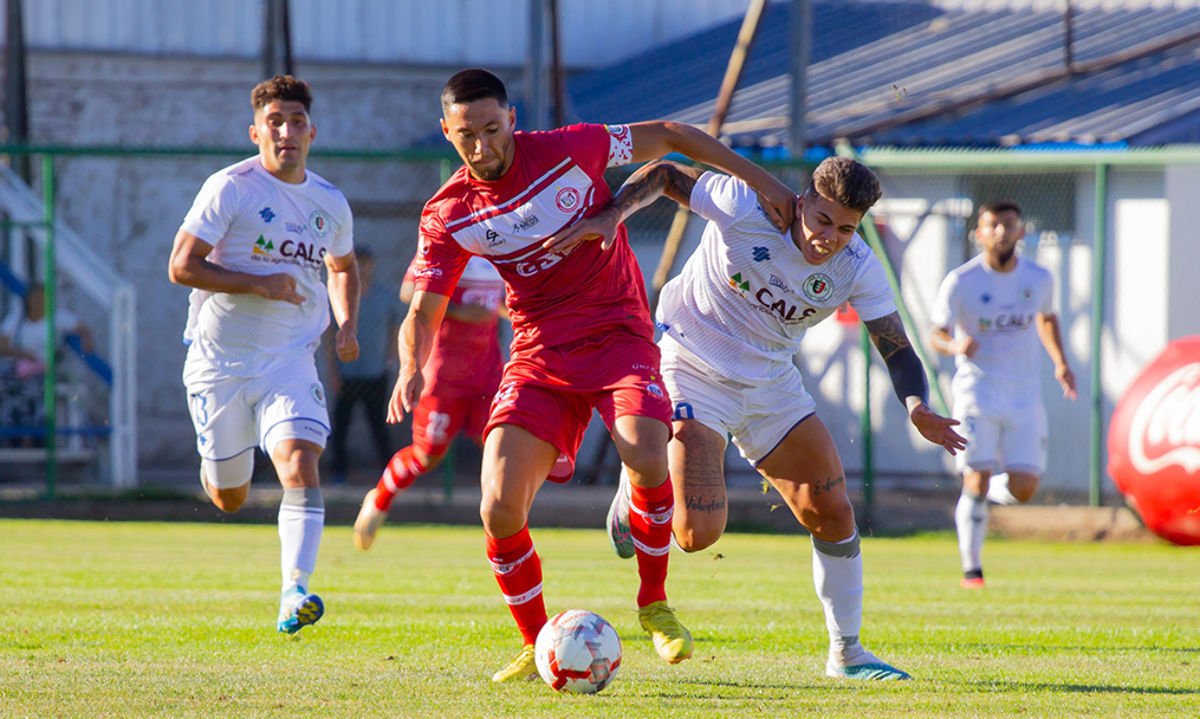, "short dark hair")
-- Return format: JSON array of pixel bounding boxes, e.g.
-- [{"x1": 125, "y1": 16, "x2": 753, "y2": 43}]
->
[
  {"x1": 979, "y1": 200, "x2": 1021, "y2": 217},
  {"x1": 804, "y1": 156, "x2": 882, "y2": 214},
  {"x1": 441, "y1": 68, "x2": 508, "y2": 112},
  {"x1": 252, "y1": 75, "x2": 313, "y2": 113}
]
